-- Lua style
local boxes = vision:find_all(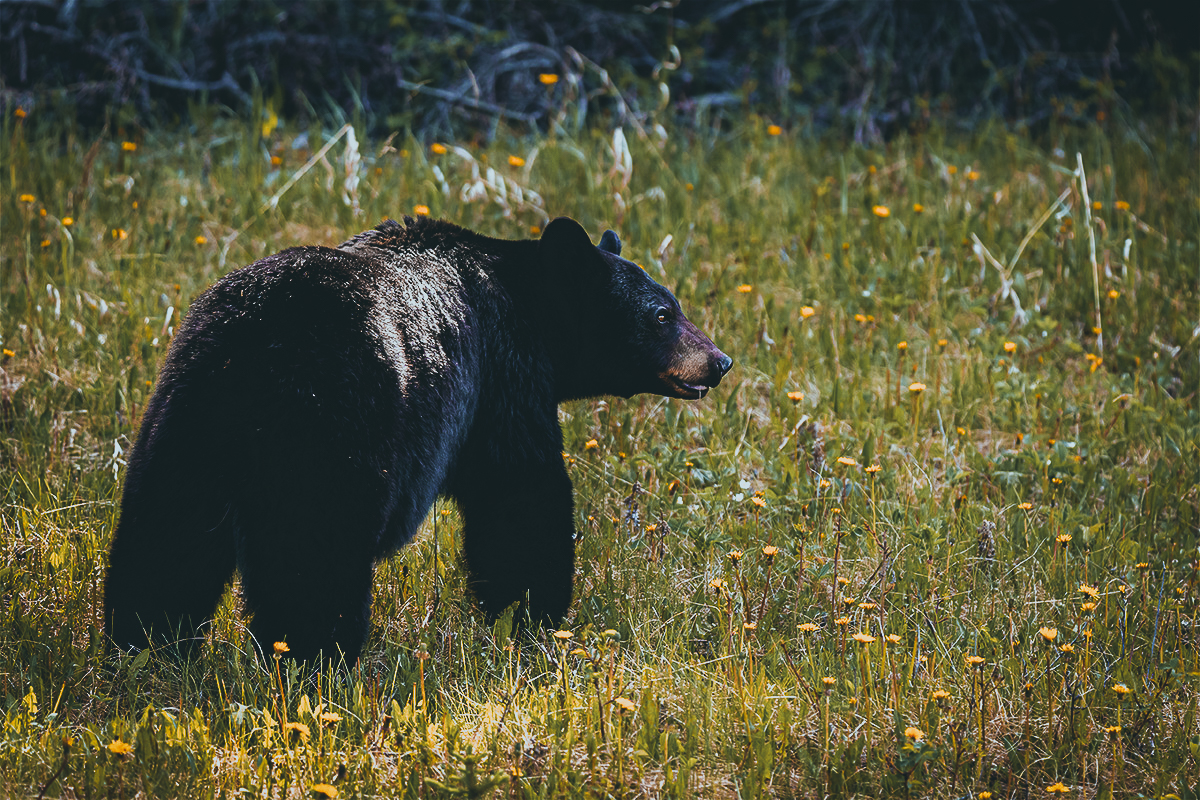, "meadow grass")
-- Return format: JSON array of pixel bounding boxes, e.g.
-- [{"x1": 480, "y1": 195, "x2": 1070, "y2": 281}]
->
[{"x1": 1, "y1": 108, "x2": 1198, "y2": 798}]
